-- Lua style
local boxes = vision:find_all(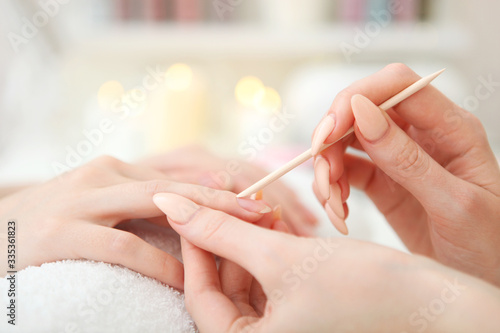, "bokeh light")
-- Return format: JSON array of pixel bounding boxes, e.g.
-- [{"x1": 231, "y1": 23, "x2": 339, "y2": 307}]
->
[
  {"x1": 254, "y1": 86, "x2": 281, "y2": 113},
  {"x1": 97, "y1": 80, "x2": 124, "y2": 111},
  {"x1": 165, "y1": 63, "x2": 193, "y2": 91},
  {"x1": 235, "y1": 76, "x2": 265, "y2": 107}
]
